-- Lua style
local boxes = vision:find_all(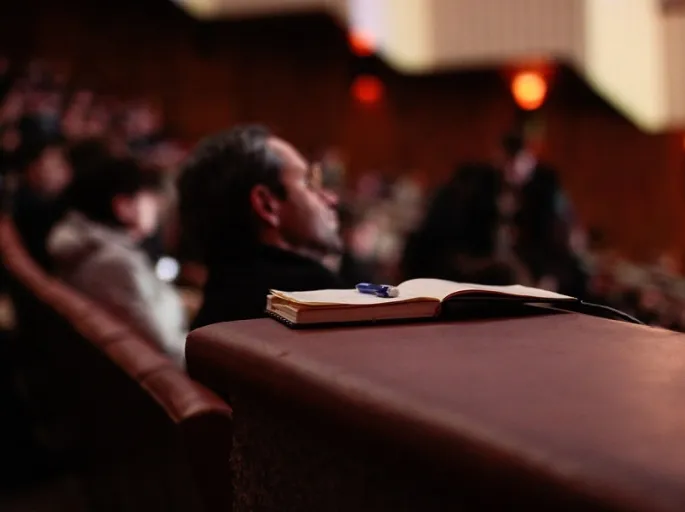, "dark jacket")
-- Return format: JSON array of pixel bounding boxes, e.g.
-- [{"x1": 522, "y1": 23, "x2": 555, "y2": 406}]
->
[
  {"x1": 192, "y1": 245, "x2": 345, "y2": 329},
  {"x1": 402, "y1": 162, "x2": 587, "y2": 296},
  {"x1": 402, "y1": 163, "x2": 502, "y2": 283},
  {"x1": 13, "y1": 183, "x2": 67, "y2": 271}
]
